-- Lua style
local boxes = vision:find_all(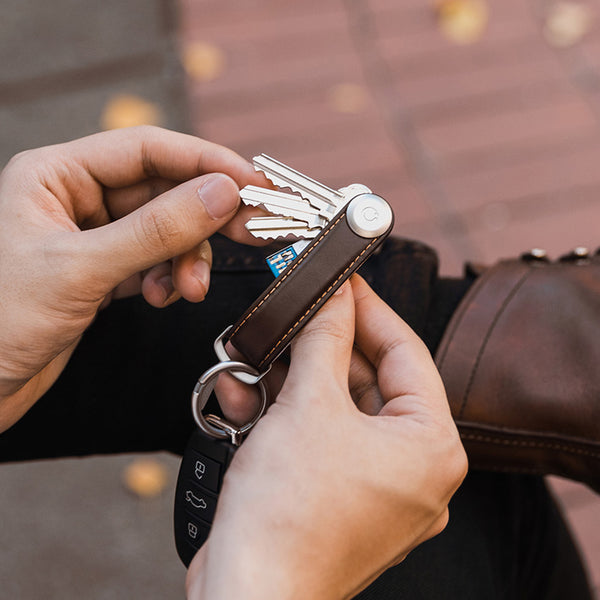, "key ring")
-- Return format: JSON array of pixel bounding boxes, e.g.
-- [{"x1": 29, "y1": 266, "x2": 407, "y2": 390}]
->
[{"x1": 191, "y1": 361, "x2": 268, "y2": 446}]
